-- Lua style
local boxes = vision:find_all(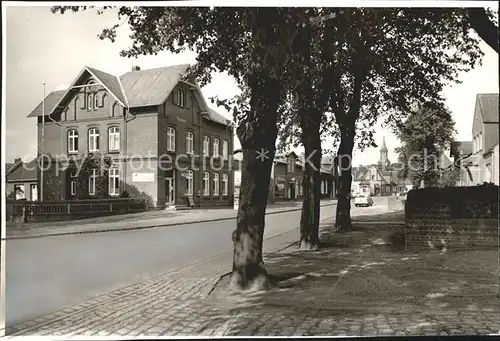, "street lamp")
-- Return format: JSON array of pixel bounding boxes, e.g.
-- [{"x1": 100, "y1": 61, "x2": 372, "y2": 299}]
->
[{"x1": 40, "y1": 83, "x2": 45, "y2": 201}]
